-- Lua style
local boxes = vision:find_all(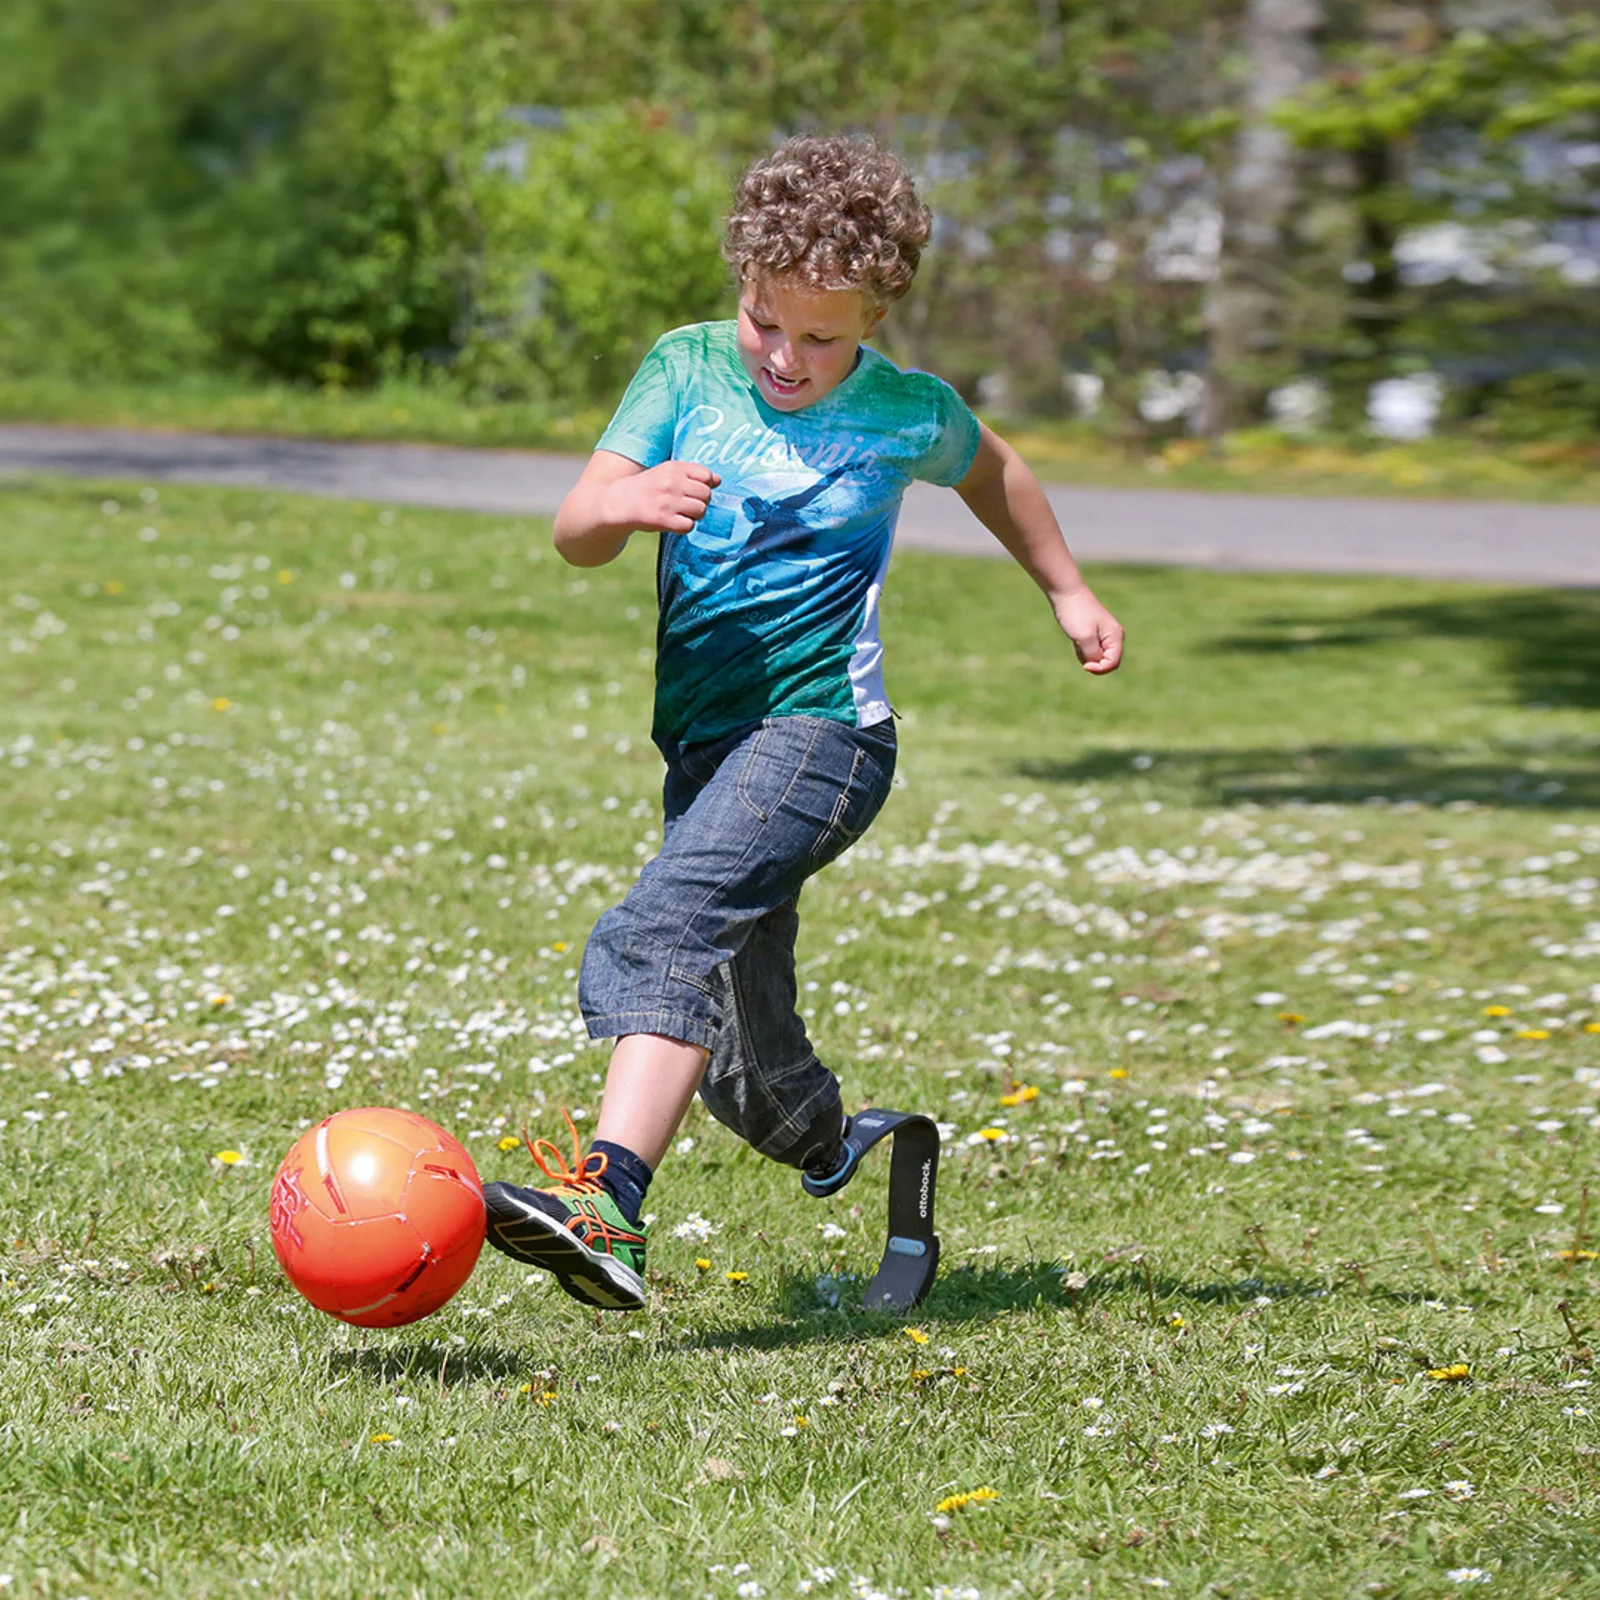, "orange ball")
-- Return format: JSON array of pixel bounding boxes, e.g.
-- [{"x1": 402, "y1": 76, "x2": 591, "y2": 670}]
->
[{"x1": 269, "y1": 1107, "x2": 486, "y2": 1327}]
